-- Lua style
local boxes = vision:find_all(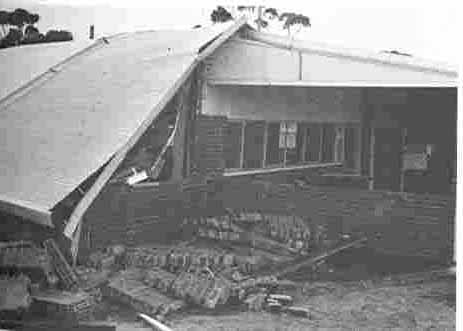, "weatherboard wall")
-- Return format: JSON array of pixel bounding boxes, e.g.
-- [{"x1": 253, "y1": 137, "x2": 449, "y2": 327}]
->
[
  {"x1": 201, "y1": 85, "x2": 363, "y2": 122},
  {"x1": 205, "y1": 37, "x2": 456, "y2": 86}
]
